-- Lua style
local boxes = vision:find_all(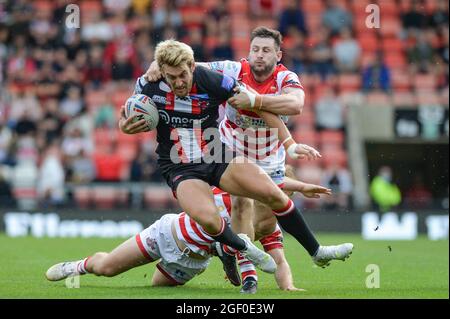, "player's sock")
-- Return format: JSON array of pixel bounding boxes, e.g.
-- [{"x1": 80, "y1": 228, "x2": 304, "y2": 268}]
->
[
  {"x1": 223, "y1": 245, "x2": 238, "y2": 255},
  {"x1": 206, "y1": 219, "x2": 247, "y2": 251},
  {"x1": 237, "y1": 252, "x2": 257, "y2": 282},
  {"x1": 274, "y1": 200, "x2": 320, "y2": 256},
  {"x1": 76, "y1": 257, "x2": 91, "y2": 275}
]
